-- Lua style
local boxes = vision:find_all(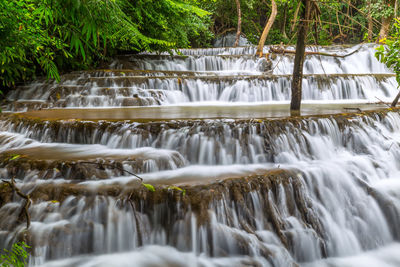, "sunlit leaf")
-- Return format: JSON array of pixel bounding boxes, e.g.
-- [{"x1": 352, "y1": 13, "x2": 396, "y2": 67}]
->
[
  {"x1": 9, "y1": 154, "x2": 20, "y2": 161},
  {"x1": 142, "y1": 183, "x2": 155, "y2": 192}
]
